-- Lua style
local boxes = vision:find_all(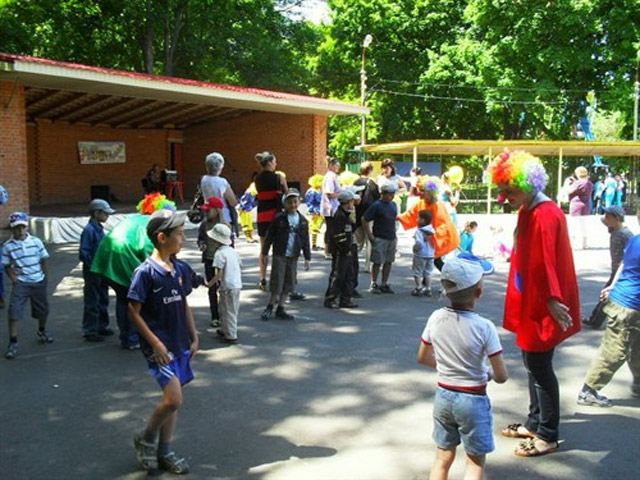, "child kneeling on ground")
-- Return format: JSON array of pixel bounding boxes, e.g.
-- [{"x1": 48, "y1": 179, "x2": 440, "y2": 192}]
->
[
  {"x1": 128, "y1": 209, "x2": 199, "y2": 474},
  {"x1": 261, "y1": 189, "x2": 311, "y2": 321},
  {"x1": 208, "y1": 224, "x2": 242, "y2": 344},
  {"x1": 417, "y1": 256, "x2": 508, "y2": 480}
]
